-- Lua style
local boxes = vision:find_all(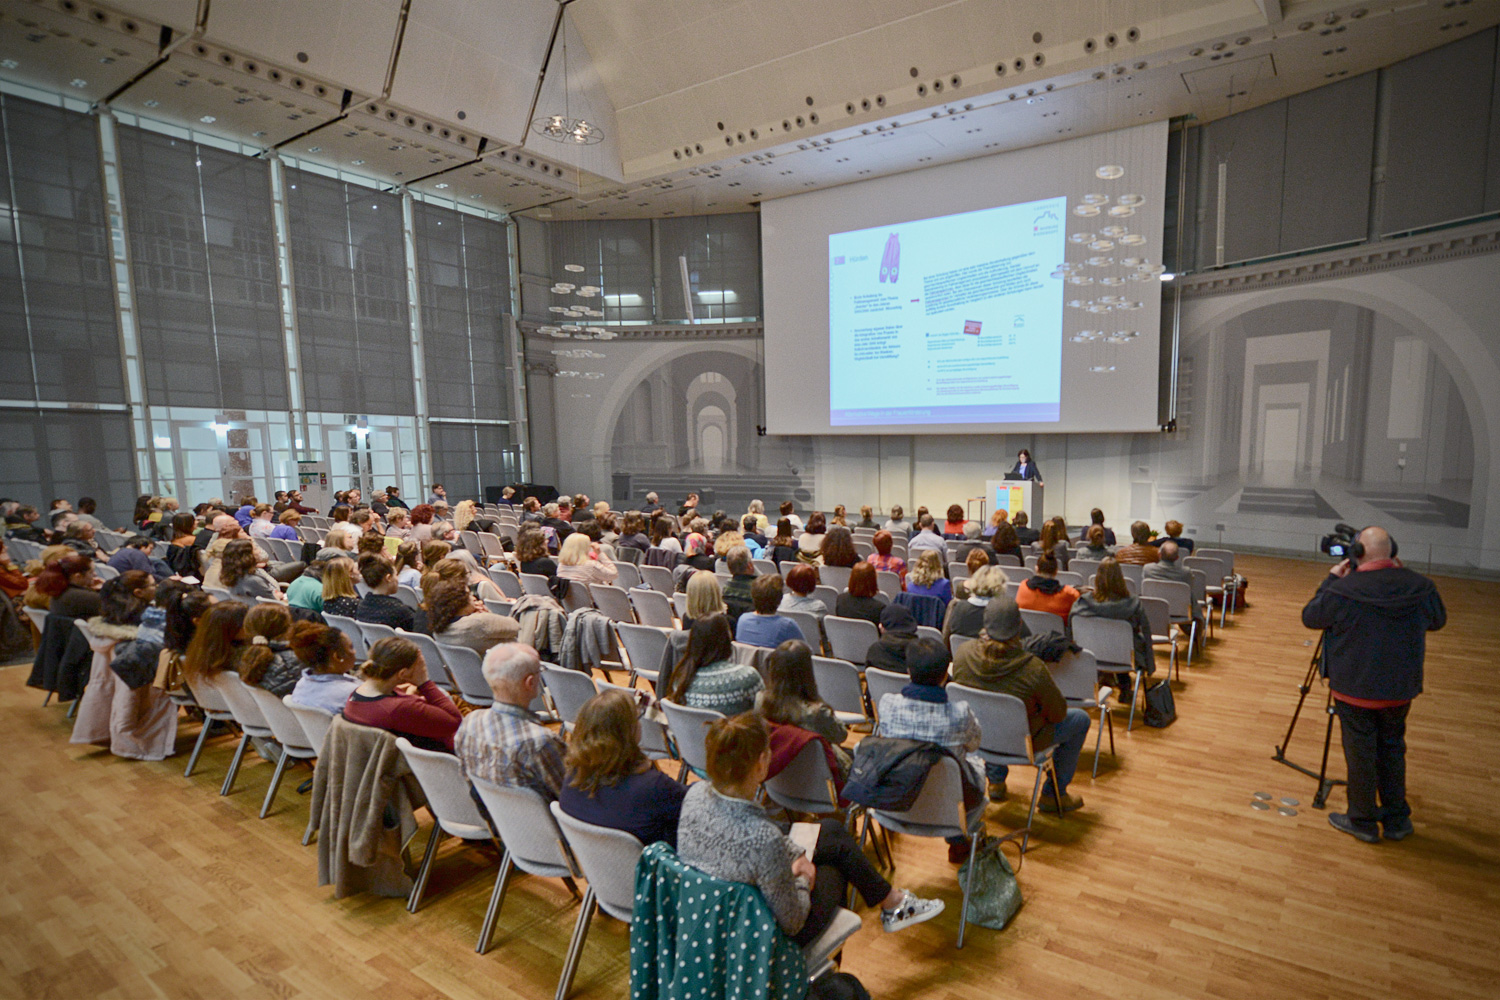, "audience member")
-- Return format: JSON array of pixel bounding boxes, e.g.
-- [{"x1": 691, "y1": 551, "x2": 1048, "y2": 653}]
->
[
  {"x1": 107, "y1": 535, "x2": 169, "y2": 582},
  {"x1": 942, "y1": 565, "x2": 1008, "y2": 642},
  {"x1": 735, "y1": 574, "x2": 803, "y2": 649},
  {"x1": 1144, "y1": 540, "x2": 1206, "y2": 638},
  {"x1": 516, "y1": 527, "x2": 558, "y2": 578},
  {"x1": 856, "y1": 505, "x2": 879, "y2": 530},
  {"x1": 980, "y1": 509, "x2": 1007, "y2": 540},
  {"x1": 665, "y1": 616, "x2": 762, "y2": 715},
  {"x1": 952, "y1": 548, "x2": 992, "y2": 600},
  {"x1": 319, "y1": 557, "x2": 362, "y2": 618},
  {"x1": 942, "y1": 505, "x2": 968, "y2": 540},
  {"x1": 767, "y1": 519, "x2": 798, "y2": 565},
  {"x1": 356, "y1": 555, "x2": 428, "y2": 633},
  {"x1": 559, "y1": 690, "x2": 687, "y2": 849},
  {"x1": 720, "y1": 547, "x2": 757, "y2": 626},
  {"x1": 1081, "y1": 508, "x2": 1117, "y2": 546},
  {"x1": 34, "y1": 554, "x2": 102, "y2": 619},
  {"x1": 866, "y1": 603, "x2": 921, "y2": 673},
  {"x1": 906, "y1": 515, "x2": 947, "y2": 561},
  {"x1": 391, "y1": 541, "x2": 423, "y2": 589},
  {"x1": 1039, "y1": 518, "x2": 1072, "y2": 570},
  {"x1": 865, "y1": 530, "x2": 907, "y2": 586},
  {"x1": 990, "y1": 518, "x2": 1024, "y2": 562},
  {"x1": 557, "y1": 532, "x2": 618, "y2": 588},
  {"x1": 739, "y1": 515, "x2": 768, "y2": 554},
  {"x1": 819, "y1": 526, "x2": 859, "y2": 569},
  {"x1": 234, "y1": 604, "x2": 302, "y2": 697},
  {"x1": 682, "y1": 570, "x2": 726, "y2": 631},
  {"x1": 456, "y1": 643, "x2": 564, "y2": 799},
  {"x1": 796, "y1": 512, "x2": 827, "y2": 564},
  {"x1": 1073, "y1": 557, "x2": 1154, "y2": 680},
  {"x1": 905, "y1": 550, "x2": 953, "y2": 605},
  {"x1": 778, "y1": 564, "x2": 827, "y2": 627},
  {"x1": 180, "y1": 600, "x2": 248, "y2": 692},
  {"x1": 220, "y1": 539, "x2": 283, "y2": 603},
  {"x1": 617, "y1": 512, "x2": 651, "y2": 553},
  {"x1": 835, "y1": 563, "x2": 885, "y2": 627},
  {"x1": 1153, "y1": 519, "x2": 1195, "y2": 554},
  {"x1": 1081, "y1": 524, "x2": 1112, "y2": 558},
  {"x1": 1012, "y1": 511, "x2": 1039, "y2": 545},
  {"x1": 286, "y1": 622, "x2": 360, "y2": 714},
  {"x1": 344, "y1": 635, "x2": 461, "y2": 753},
  {"x1": 427, "y1": 579, "x2": 518, "y2": 654},
  {"x1": 1113, "y1": 521, "x2": 1161, "y2": 565},
  {"x1": 882, "y1": 505, "x2": 911, "y2": 539},
  {"x1": 778, "y1": 500, "x2": 803, "y2": 530},
  {"x1": 1016, "y1": 552, "x2": 1081, "y2": 626},
  {"x1": 756, "y1": 640, "x2": 848, "y2": 769},
  {"x1": 285, "y1": 560, "x2": 326, "y2": 612},
  {"x1": 744, "y1": 499, "x2": 770, "y2": 533}
]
